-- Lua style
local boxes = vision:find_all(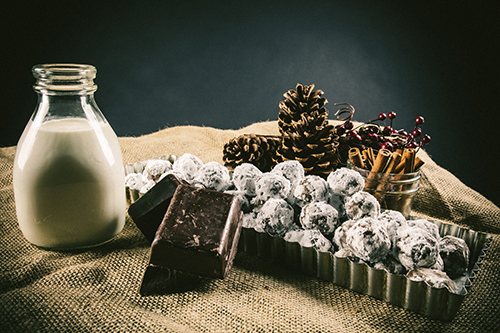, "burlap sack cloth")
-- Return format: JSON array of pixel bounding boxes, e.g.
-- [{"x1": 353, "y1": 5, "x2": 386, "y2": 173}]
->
[{"x1": 1, "y1": 120, "x2": 499, "y2": 332}]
